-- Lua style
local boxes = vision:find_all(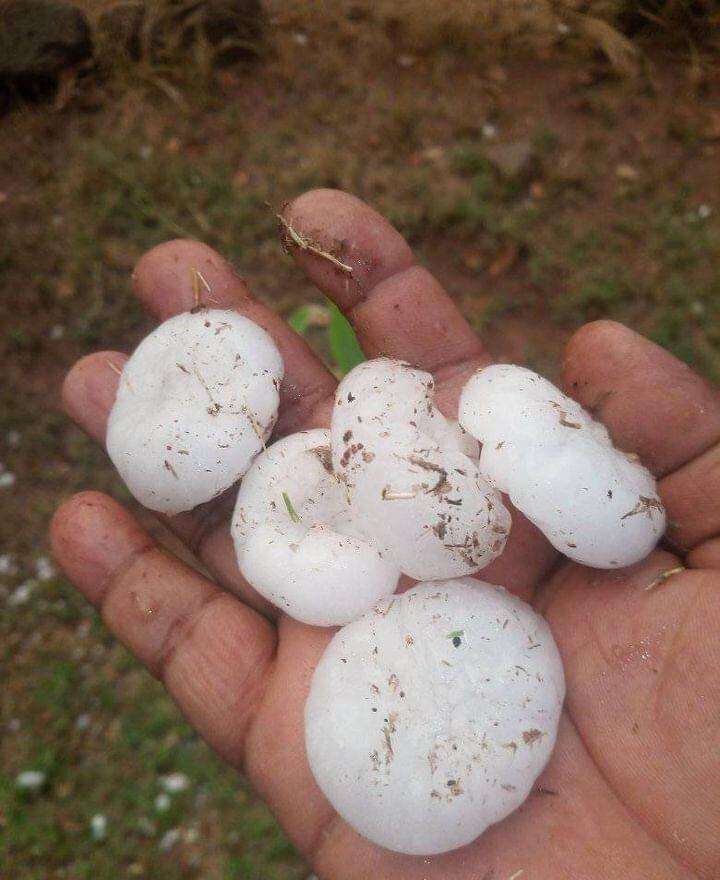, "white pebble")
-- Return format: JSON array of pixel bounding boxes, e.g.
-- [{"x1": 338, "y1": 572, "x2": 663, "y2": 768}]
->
[
  {"x1": 6, "y1": 430, "x2": 21, "y2": 447},
  {"x1": 305, "y1": 580, "x2": 564, "y2": 855},
  {"x1": 90, "y1": 813, "x2": 107, "y2": 840},
  {"x1": 107, "y1": 310, "x2": 284, "y2": 514},
  {"x1": 8, "y1": 581, "x2": 35, "y2": 606},
  {"x1": 154, "y1": 793, "x2": 171, "y2": 813},
  {"x1": 459, "y1": 364, "x2": 665, "y2": 568},
  {"x1": 16, "y1": 770, "x2": 46, "y2": 791},
  {"x1": 331, "y1": 360, "x2": 510, "y2": 580},
  {"x1": 233, "y1": 430, "x2": 399, "y2": 625},
  {"x1": 160, "y1": 772, "x2": 190, "y2": 794},
  {"x1": 159, "y1": 828, "x2": 181, "y2": 851},
  {"x1": 0, "y1": 470, "x2": 16, "y2": 489},
  {"x1": 76, "y1": 713, "x2": 91, "y2": 731},
  {"x1": 49, "y1": 324, "x2": 65, "y2": 340},
  {"x1": 35, "y1": 556, "x2": 55, "y2": 581},
  {"x1": 0, "y1": 554, "x2": 17, "y2": 576}
]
